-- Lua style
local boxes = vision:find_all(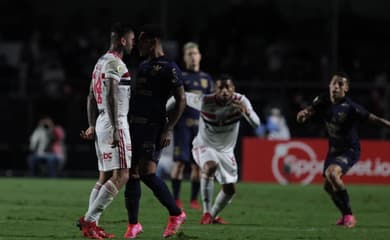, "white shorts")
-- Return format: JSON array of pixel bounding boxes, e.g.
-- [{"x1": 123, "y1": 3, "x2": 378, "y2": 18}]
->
[
  {"x1": 95, "y1": 118, "x2": 131, "y2": 171},
  {"x1": 192, "y1": 145, "x2": 238, "y2": 184}
]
